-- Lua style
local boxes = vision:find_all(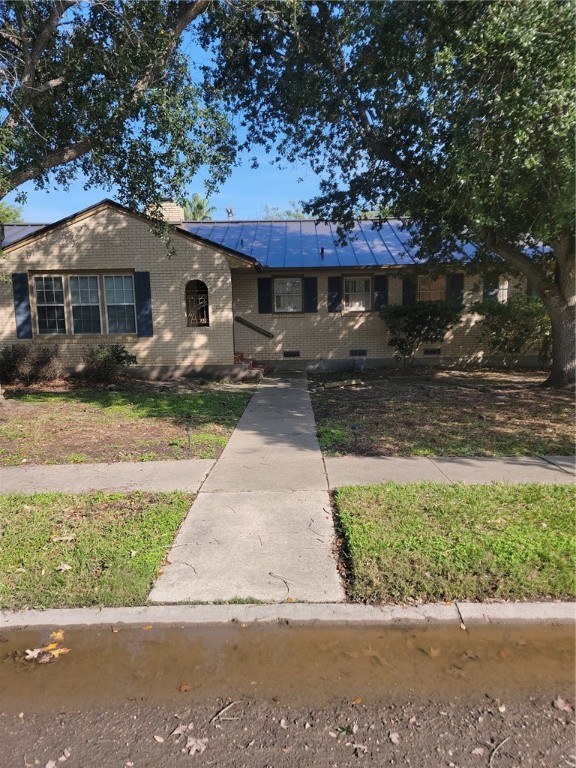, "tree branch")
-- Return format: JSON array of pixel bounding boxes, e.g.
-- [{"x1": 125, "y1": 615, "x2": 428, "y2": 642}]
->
[{"x1": 5, "y1": 137, "x2": 95, "y2": 192}]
